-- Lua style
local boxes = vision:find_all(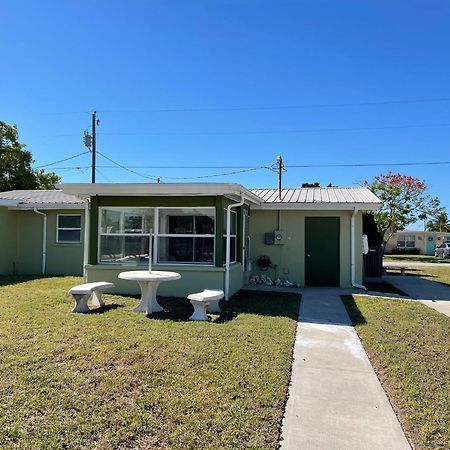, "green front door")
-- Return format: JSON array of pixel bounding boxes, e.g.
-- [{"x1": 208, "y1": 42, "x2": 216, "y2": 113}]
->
[{"x1": 305, "y1": 217, "x2": 340, "y2": 286}]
